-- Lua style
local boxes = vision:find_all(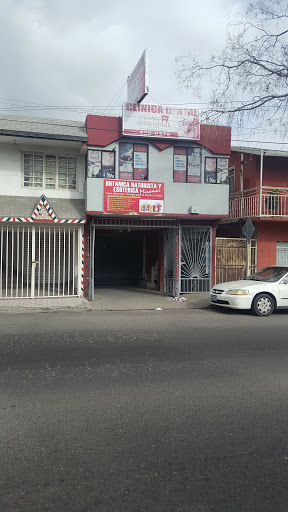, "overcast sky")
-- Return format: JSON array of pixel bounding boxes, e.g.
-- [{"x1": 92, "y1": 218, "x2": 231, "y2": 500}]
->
[{"x1": 1, "y1": 0, "x2": 283, "y2": 149}]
